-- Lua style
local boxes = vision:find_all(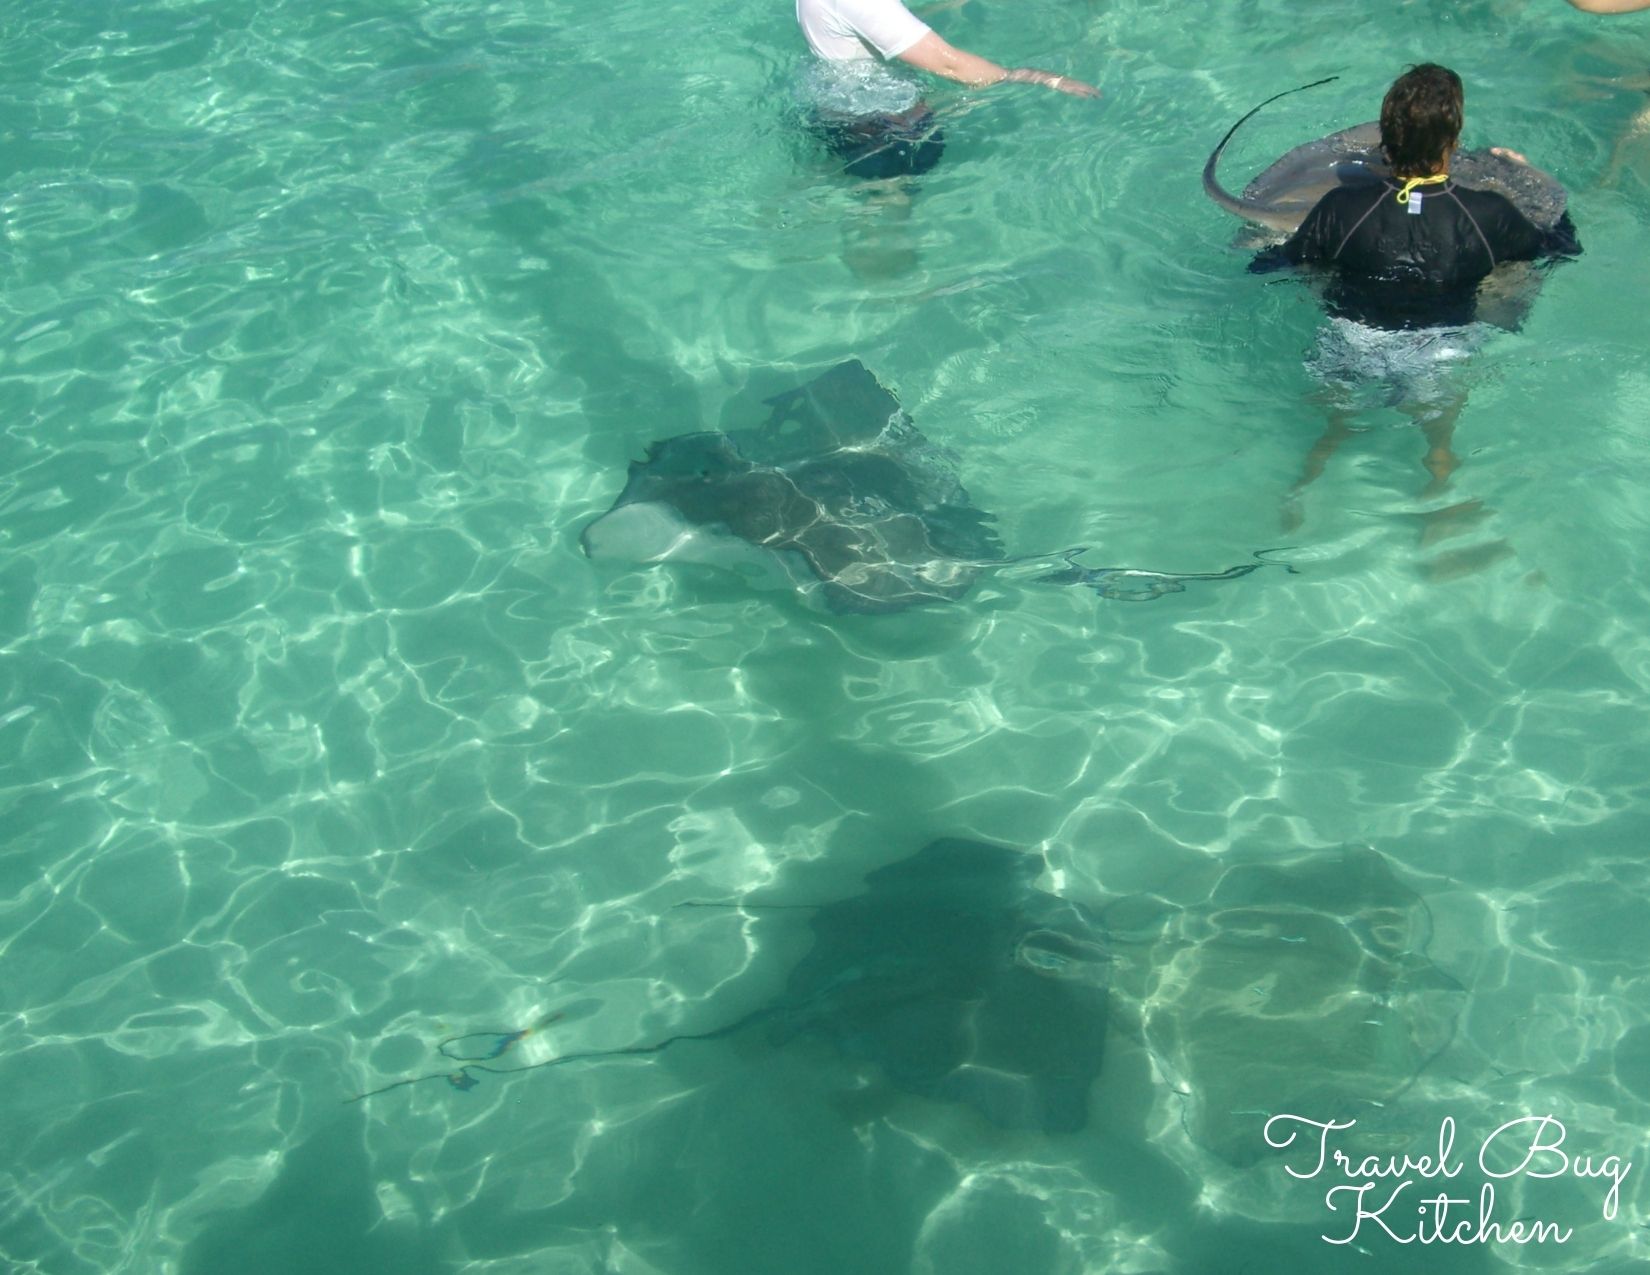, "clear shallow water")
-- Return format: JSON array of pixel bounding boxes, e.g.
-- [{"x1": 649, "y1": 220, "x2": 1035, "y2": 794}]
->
[{"x1": 3, "y1": 0, "x2": 1650, "y2": 1271}]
